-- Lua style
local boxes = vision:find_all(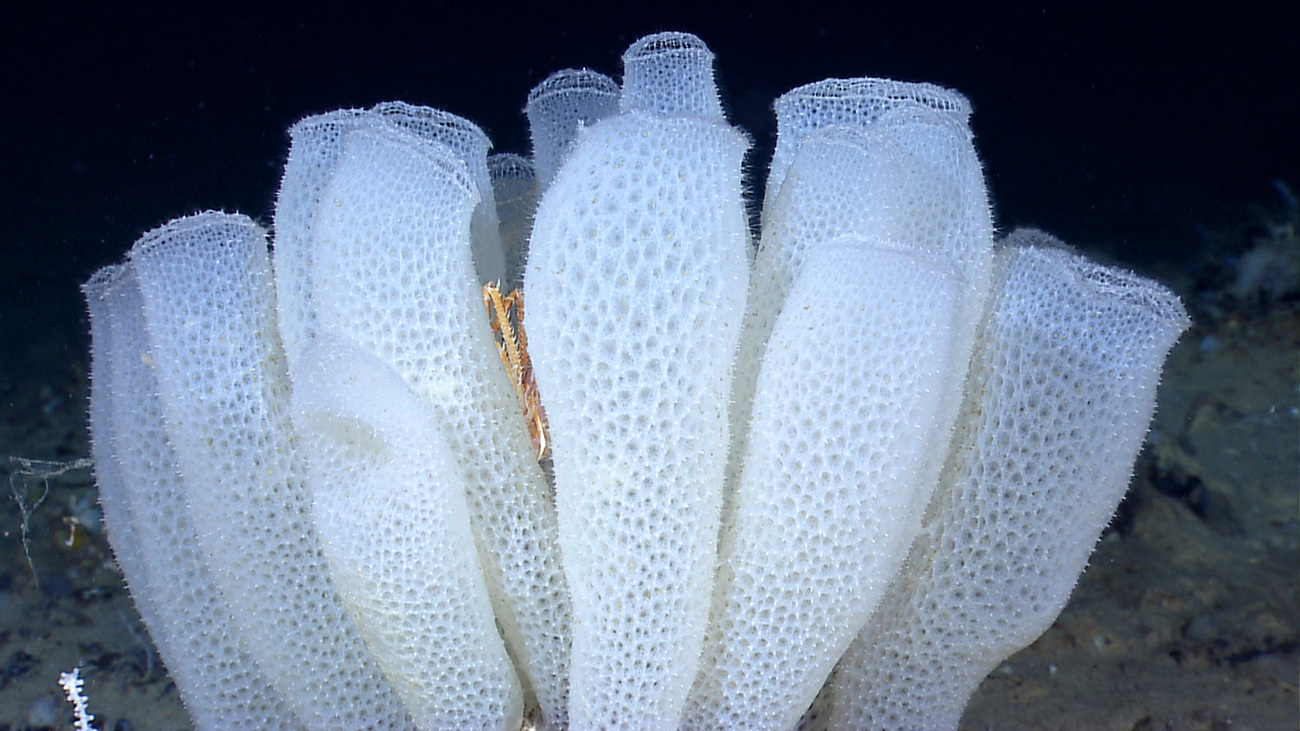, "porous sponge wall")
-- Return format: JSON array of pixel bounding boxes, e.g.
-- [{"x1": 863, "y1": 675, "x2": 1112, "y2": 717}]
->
[
  {"x1": 525, "y1": 109, "x2": 750, "y2": 728},
  {"x1": 85, "y1": 265, "x2": 301, "y2": 729},
  {"x1": 619, "y1": 32, "x2": 723, "y2": 119},
  {"x1": 685, "y1": 242, "x2": 962, "y2": 731},
  {"x1": 308, "y1": 122, "x2": 480, "y2": 395},
  {"x1": 371, "y1": 102, "x2": 506, "y2": 286},
  {"x1": 829, "y1": 234, "x2": 1189, "y2": 731},
  {"x1": 292, "y1": 337, "x2": 522, "y2": 730},
  {"x1": 765, "y1": 77, "x2": 972, "y2": 217},
  {"x1": 274, "y1": 108, "x2": 373, "y2": 371},
  {"x1": 289, "y1": 116, "x2": 572, "y2": 727},
  {"x1": 125, "y1": 212, "x2": 410, "y2": 729},
  {"x1": 729, "y1": 106, "x2": 988, "y2": 538},
  {"x1": 525, "y1": 69, "x2": 620, "y2": 191},
  {"x1": 748, "y1": 121, "x2": 962, "y2": 337}
]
